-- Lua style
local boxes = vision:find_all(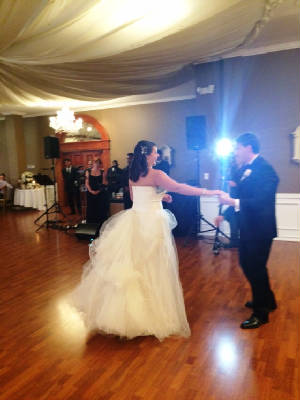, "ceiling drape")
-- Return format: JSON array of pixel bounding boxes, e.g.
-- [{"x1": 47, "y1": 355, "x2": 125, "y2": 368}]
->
[{"x1": 0, "y1": 0, "x2": 287, "y2": 112}]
